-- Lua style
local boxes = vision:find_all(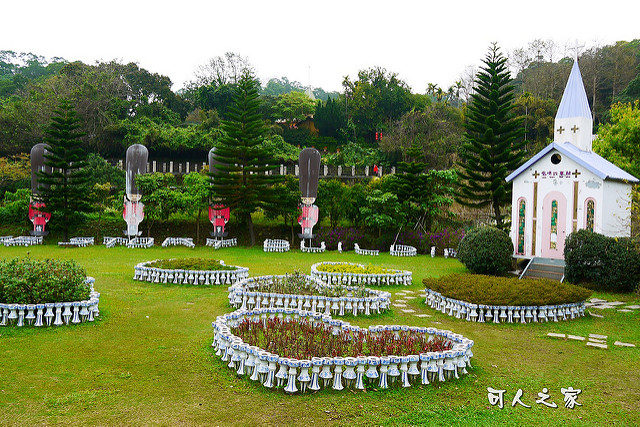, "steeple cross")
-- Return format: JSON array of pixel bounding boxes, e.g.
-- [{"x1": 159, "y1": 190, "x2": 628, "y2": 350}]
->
[
  {"x1": 571, "y1": 125, "x2": 579, "y2": 133},
  {"x1": 572, "y1": 169, "x2": 581, "y2": 178},
  {"x1": 532, "y1": 170, "x2": 540, "y2": 179},
  {"x1": 557, "y1": 126, "x2": 565, "y2": 134},
  {"x1": 571, "y1": 40, "x2": 585, "y2": 61}
]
